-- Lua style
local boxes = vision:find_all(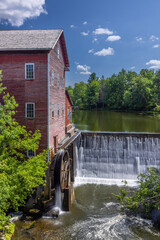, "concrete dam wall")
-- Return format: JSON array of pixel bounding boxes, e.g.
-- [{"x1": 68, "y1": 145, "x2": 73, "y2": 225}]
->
[{"x1": 75, "y1": 131, "x2": 160, "y2": 184}]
